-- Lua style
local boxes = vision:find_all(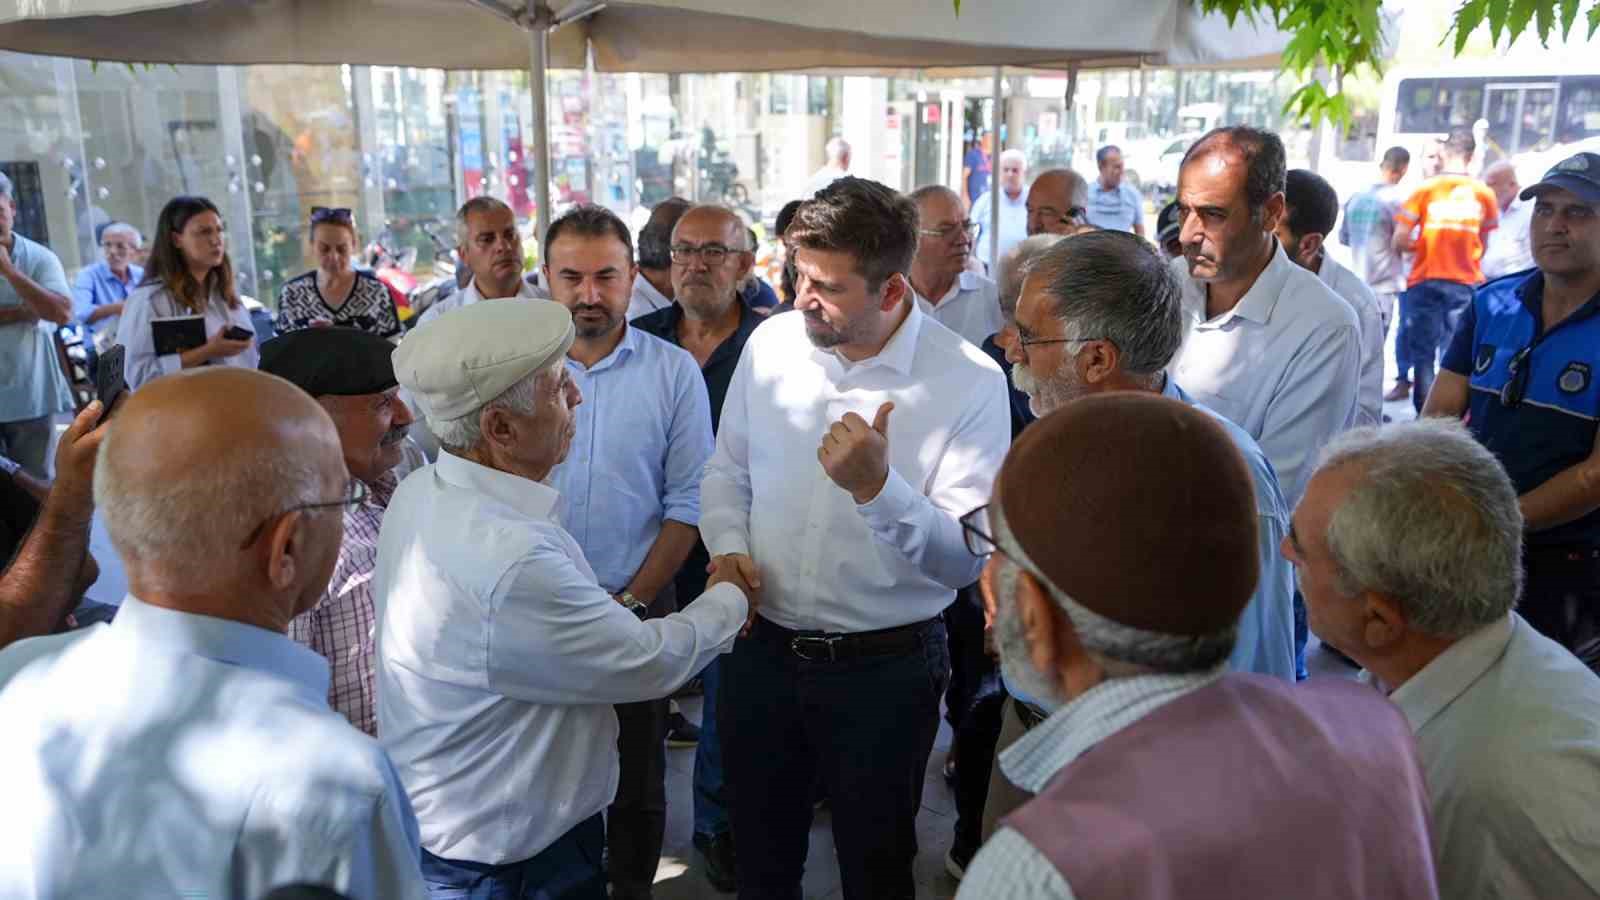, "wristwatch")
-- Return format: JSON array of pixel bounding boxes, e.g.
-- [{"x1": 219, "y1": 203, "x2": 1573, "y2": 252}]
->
[
  {"x1": 0, "y1": 454, "x2": 19, "y2": 479},
  {"x1": 619, "y1": 591, "x2": 648, "y2": 620}
]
